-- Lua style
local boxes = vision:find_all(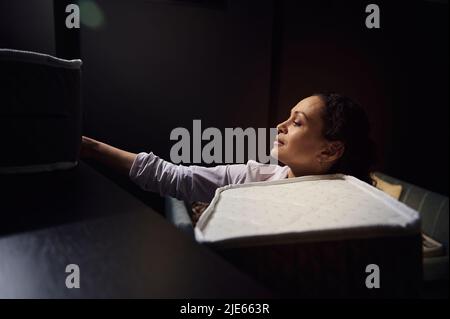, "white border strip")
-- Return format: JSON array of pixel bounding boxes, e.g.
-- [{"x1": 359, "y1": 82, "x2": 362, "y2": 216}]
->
[{"x1": 0, "y1": 49, "x2": 82, "y2": 69}]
